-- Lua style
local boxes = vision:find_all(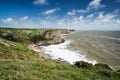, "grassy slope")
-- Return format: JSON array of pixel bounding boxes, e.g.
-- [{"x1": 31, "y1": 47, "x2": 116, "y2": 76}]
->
[
  {"x1": 0, "y1": 28, "x2": 120, "y2": 80},
  {"x1": 1, "y1": 60, "x2": 120, "y2": 80}
]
